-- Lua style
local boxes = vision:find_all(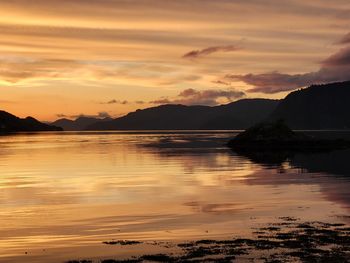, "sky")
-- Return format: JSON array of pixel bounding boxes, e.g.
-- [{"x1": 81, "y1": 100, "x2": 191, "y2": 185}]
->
[{"x1": 0, "y1": 0, "x2": 350, "y2": 121}]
